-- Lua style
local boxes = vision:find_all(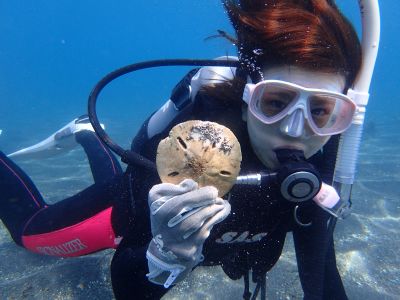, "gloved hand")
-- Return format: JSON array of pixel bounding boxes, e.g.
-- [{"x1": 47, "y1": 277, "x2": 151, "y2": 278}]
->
[{"x1": 146, "y1": 179, "x2": 231, "y2": 288}]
